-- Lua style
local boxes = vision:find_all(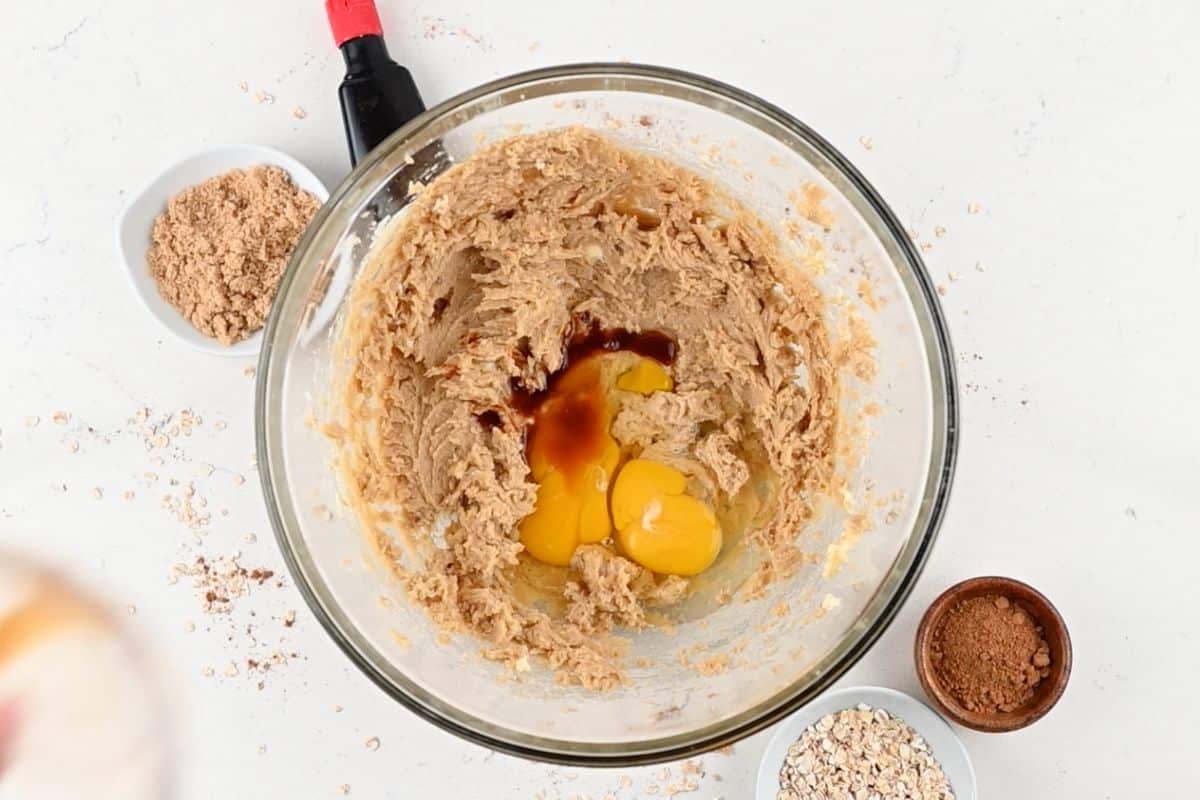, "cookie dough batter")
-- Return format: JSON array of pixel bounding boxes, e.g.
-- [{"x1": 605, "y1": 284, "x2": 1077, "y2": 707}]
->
[{"x1": 336, "y1": 128, "x2": 838, "y2": 688}]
